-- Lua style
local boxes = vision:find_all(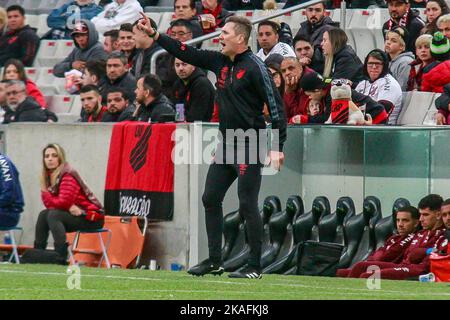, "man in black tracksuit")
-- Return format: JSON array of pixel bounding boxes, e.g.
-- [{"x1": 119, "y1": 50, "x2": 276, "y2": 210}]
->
[{"x1": 138, "y1": 14, "x2": 287, "y2": 279}]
